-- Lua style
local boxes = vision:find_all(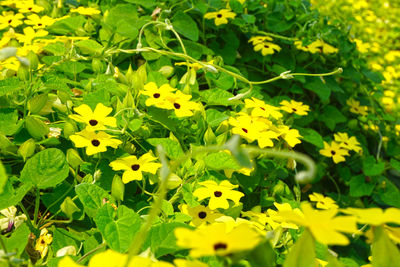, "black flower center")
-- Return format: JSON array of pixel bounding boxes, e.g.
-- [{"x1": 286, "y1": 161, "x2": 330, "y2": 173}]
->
[
  {"x1": 214, "y1": 191, "x2": 222, "y2": 197},
  {"x1": 242, "y1": 128, "x2": 248, "y2": 133},
  {"x1": 264, "y1": 45, "x2": 270, "y2": 48},
  {"x1": 217, "y1": 14, "x2": 223, "y2": 18},
  {"x1": 198, "y1": 211, "x2": 207, "y2": 219},
  {"x1": 153, "y1": 93, "x2": 161, "y2": 98},
  {"x1": 331, "y1": 150, "x2": 336, "y2": 155},
  {"x1": 91, "y1": 139, "x2": 100, "y2": 147},
  {"x1": 213, "y1": 242, "x2": 228, "y2": 251},
  {"x1": 260, "y1": 107, "x2": 265, "y2": 111},
  {"x1": 292, "y1": 108, "x2": 297, "y2": 112},
  {"x1": 38, "y1": 23, "x2": 42, "y2": 26},
  {"x1": 28, "y1": 7, "x2": 32, "y2": 10},
  {"x1": 344, "y1": 142, "x2": 348, "y2": 145},
  {"x1": 131, "y1": 164, "x2": 140, "y2": 171},
  {"x1": 40, "y1": 239, "x2": 45, "y2": 244},
  {"x1": 174, "y1": 103, "x2": 181, "y2": 109},
  {"x1": 89, "y1": 119, "x2": 98, "y2": 126}
]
